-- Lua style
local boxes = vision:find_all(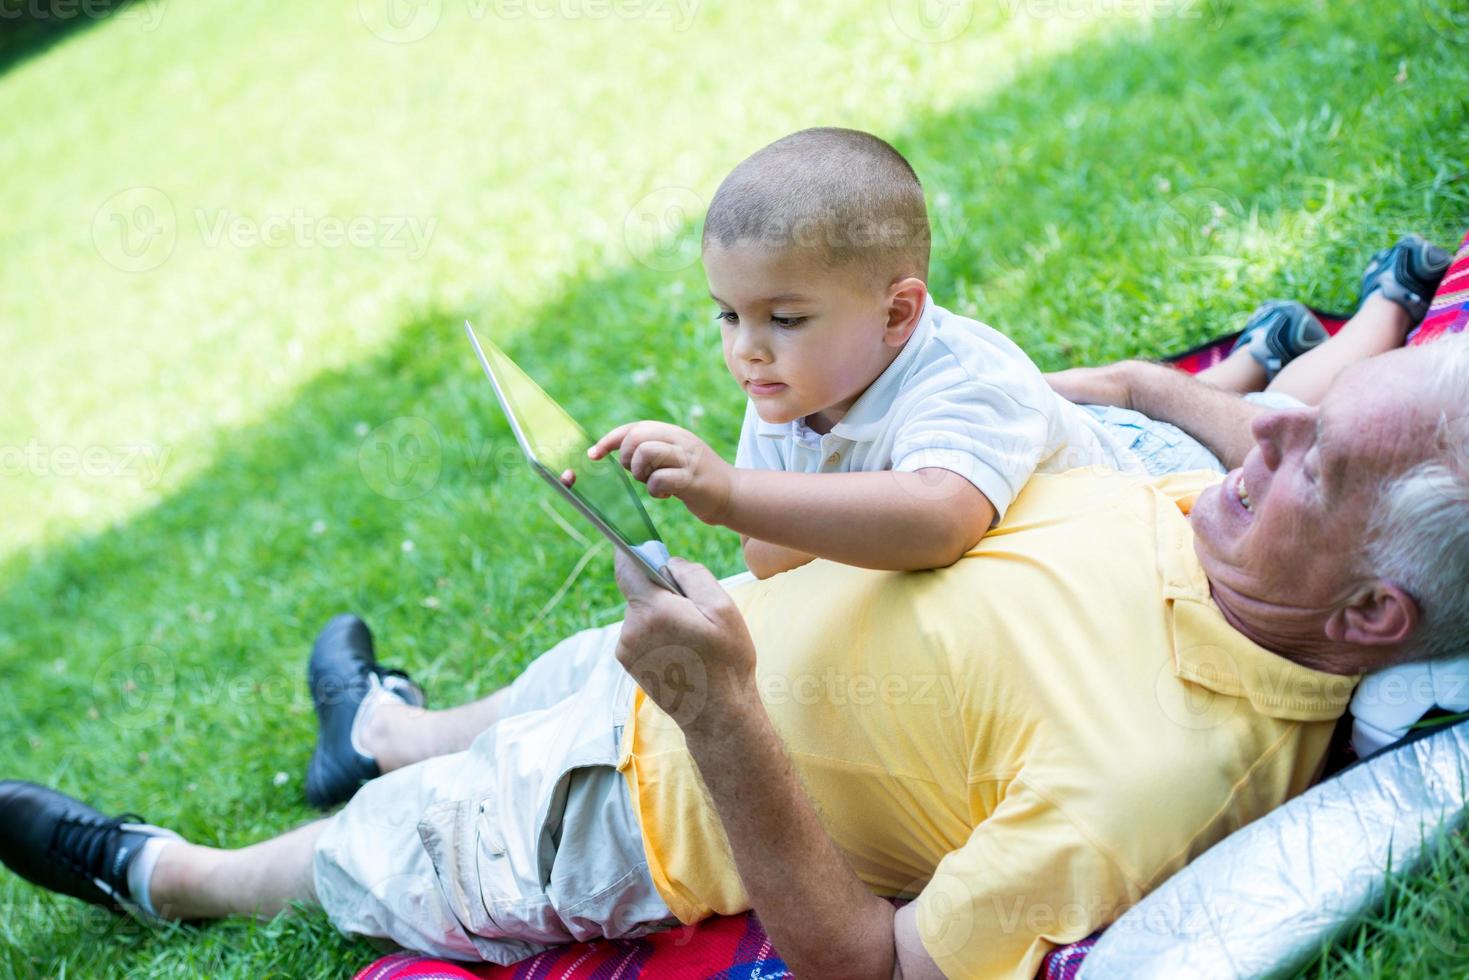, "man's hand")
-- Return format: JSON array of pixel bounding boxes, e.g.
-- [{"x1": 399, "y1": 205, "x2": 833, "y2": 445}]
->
[
  {"x1": 612, "y1": 551, "x2": 758, "y2": 734},
  {"x1": 611, "y1": 552, "x2": 941, "y2": 979},
  {"x1": 1044, "y1": 361, "x2": 1138, "y2": 410},
  {"x1": 590, "y1": 422, "x2": 736, "y2": 526}
]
